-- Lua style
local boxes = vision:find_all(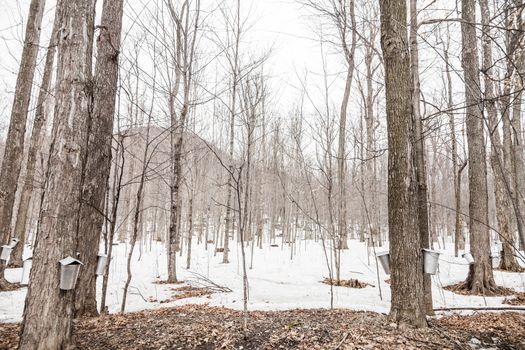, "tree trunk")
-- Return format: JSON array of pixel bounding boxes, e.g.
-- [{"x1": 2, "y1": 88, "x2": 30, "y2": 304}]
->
[
  {"x1": 379, "y1": 0, "x2": 426, "y2": 328},
  {"x1": 409, "y1": 0, "x2": 433, "y2": 315},
  {"x1": 18, "y1": 0, "x2": 96, "y2": 347},
  {"x1": 74, "y1": 0, "x2": 124, "y2": 317},
  {"x1": 0, "y1": 0, "x2": 46, "y2": 289},
  {"x1": 442, "y1": 34, "x2": 465, "y2": 256},
  {"x1": 10, "y1": 10, "x2": 59, "y2": 269},
  {"x1": 336, "y1": 0, "x2": 356, "y2": 251},
  {"x1": 478, "y1": 0, "x2": 521, "y2": 271},
  {"x1": 101, "y1": 134, "x2": 125, "y2": 315},
  {"x1": 186, "y1": 196, "x2": 194, "y2": 269},
  {"x1": 461, "y1": 0, "x2": 496, "y2": 293}
]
